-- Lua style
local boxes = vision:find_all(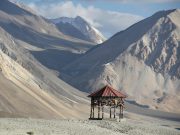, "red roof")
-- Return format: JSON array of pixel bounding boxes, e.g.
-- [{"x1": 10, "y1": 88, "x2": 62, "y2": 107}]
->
[{"x1": 88, "y1": 85, "x2": 126, "y2": 98}]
